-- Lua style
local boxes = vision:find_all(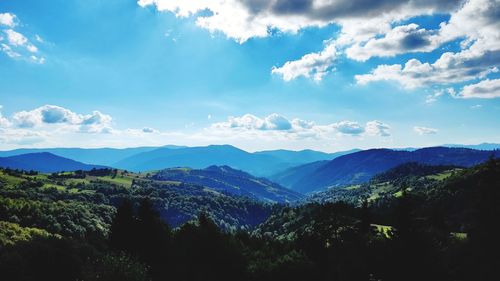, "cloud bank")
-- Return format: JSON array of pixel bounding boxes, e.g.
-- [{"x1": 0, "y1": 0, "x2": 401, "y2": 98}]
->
[{"x1": 138, "y1": 0, "x2": 500, "y2": 99}]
